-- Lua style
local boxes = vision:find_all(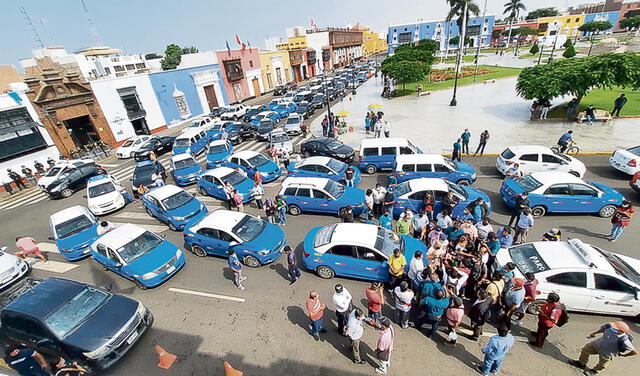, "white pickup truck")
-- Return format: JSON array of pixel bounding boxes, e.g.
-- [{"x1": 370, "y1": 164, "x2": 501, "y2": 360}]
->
[{"x1": 220, "y1": 104, "x2": 247, "y2": 121}]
